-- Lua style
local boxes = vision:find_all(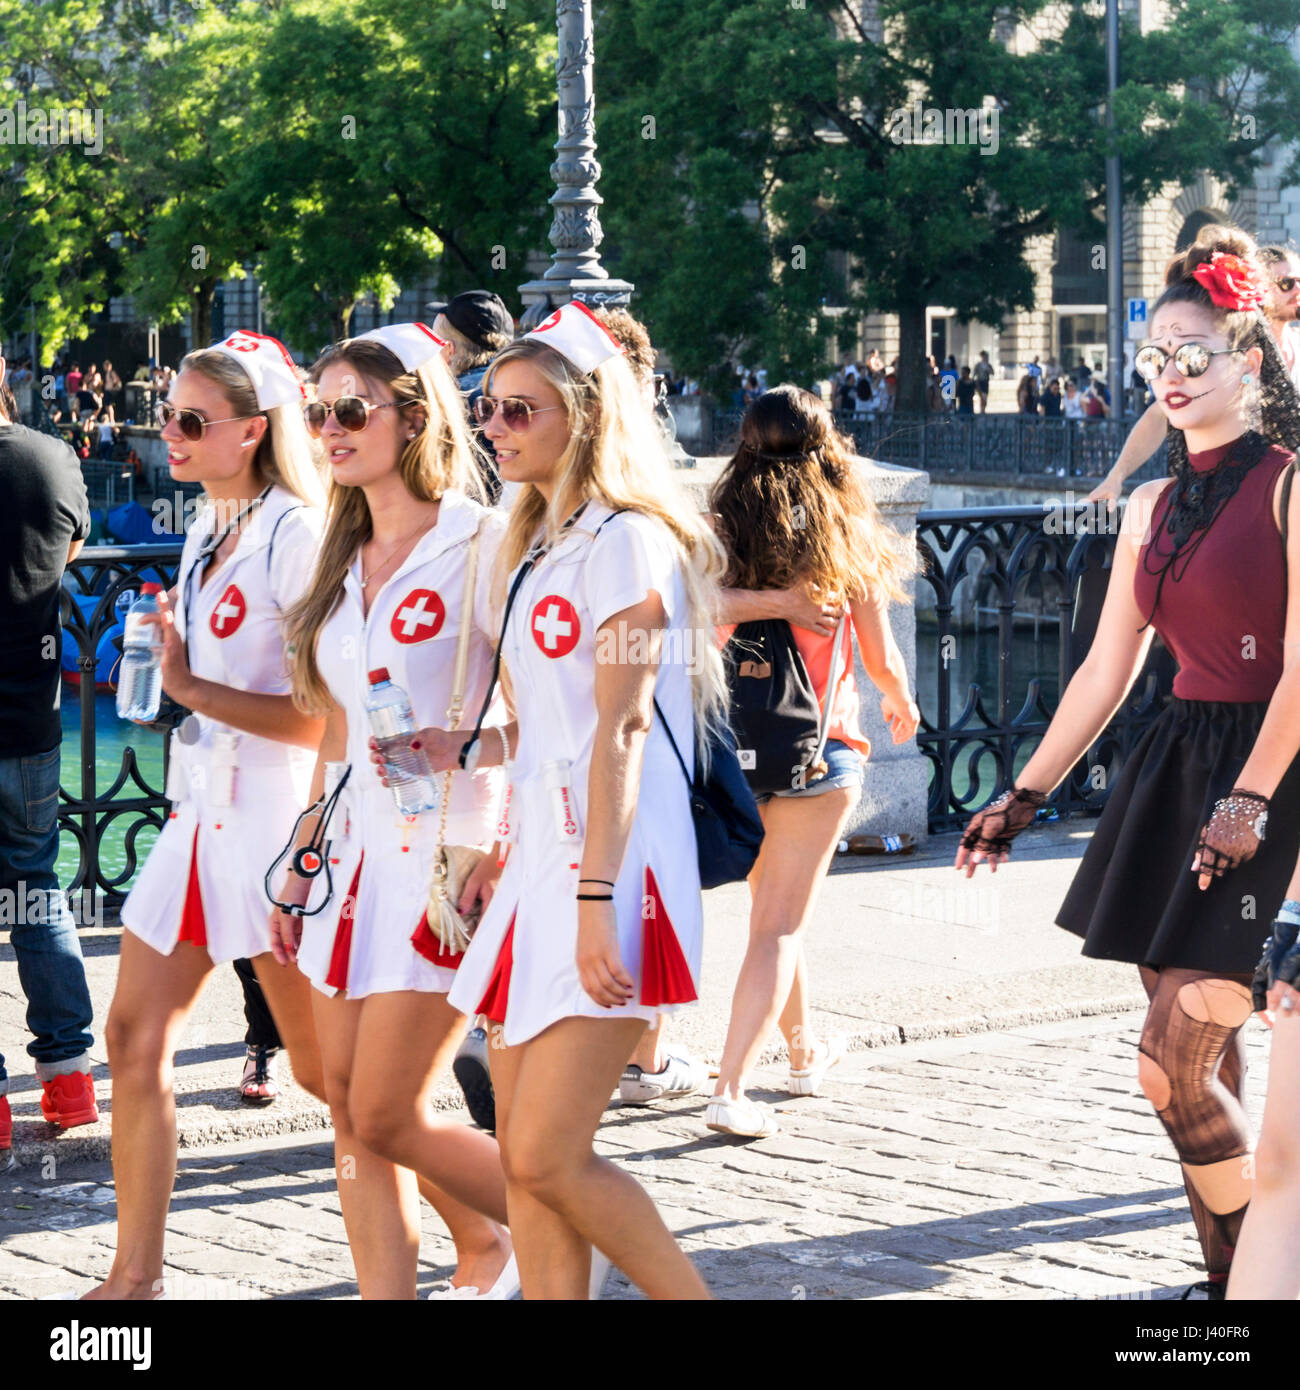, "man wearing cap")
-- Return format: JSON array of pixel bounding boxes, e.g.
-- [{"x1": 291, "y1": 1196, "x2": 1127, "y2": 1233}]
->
[
  {"x1": 426, "y1": 292, "x2": 515, "y2": 503},
  {"x1": 427, "y1": 291, "x2": 514, "y2": 403},
  {"x1": 0, "y1": 353, "x2": 99, "y2": 1147}
]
